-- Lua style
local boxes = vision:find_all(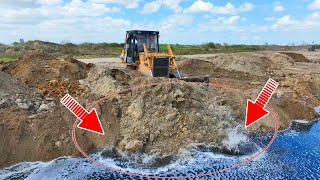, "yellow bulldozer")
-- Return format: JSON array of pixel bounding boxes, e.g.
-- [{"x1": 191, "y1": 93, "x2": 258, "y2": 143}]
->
[{"x1": 120, "y1": 30, "x2": 209, "y2": 82}]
